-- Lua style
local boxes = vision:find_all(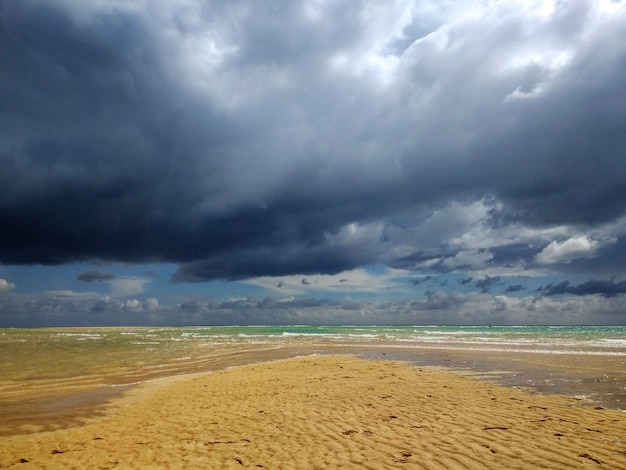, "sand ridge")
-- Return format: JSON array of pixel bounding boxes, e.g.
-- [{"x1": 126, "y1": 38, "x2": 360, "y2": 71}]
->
[{"x1": 1, "y1": 355, "x2": 626, "y2": 469}]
